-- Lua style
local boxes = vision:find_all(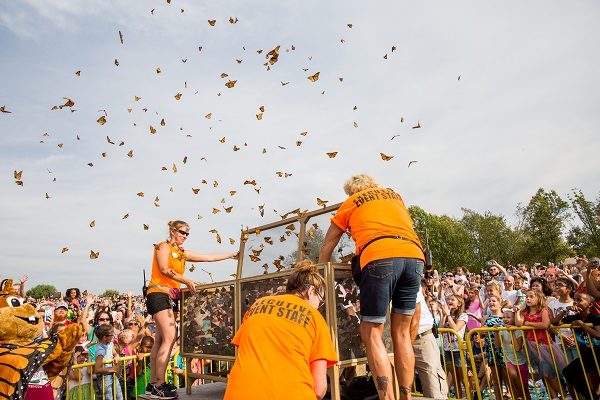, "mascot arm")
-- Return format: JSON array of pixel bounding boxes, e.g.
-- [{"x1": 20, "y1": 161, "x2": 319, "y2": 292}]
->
[{"x1": 43, "y1": 324, "x2": 82, "y2": 379}]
